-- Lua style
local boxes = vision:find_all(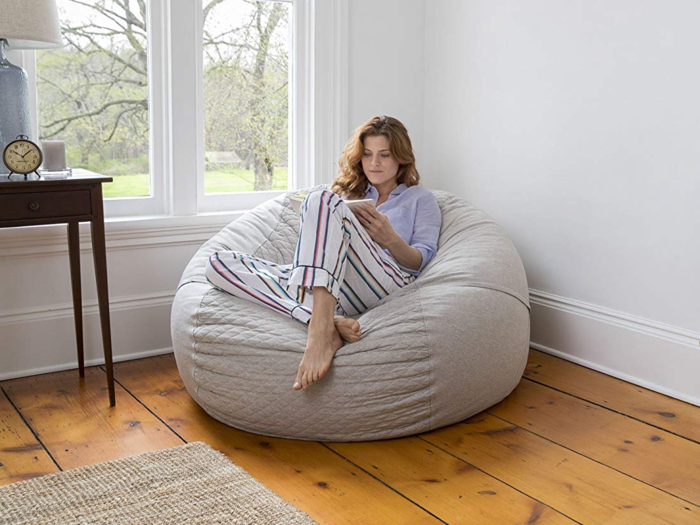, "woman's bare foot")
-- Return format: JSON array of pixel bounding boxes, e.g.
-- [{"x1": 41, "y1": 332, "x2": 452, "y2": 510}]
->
[
  {"x1": 334, "y1": 315, "x2": 361, "y2": 343},
  {"x1": 293, "y1": 325, "x2": 344, "y2": 390}
]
